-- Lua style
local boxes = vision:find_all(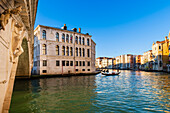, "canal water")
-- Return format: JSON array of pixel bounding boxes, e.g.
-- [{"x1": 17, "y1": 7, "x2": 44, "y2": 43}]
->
[{"x1": 10, "y1": 70, "x2": 170, "y2": 113}]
